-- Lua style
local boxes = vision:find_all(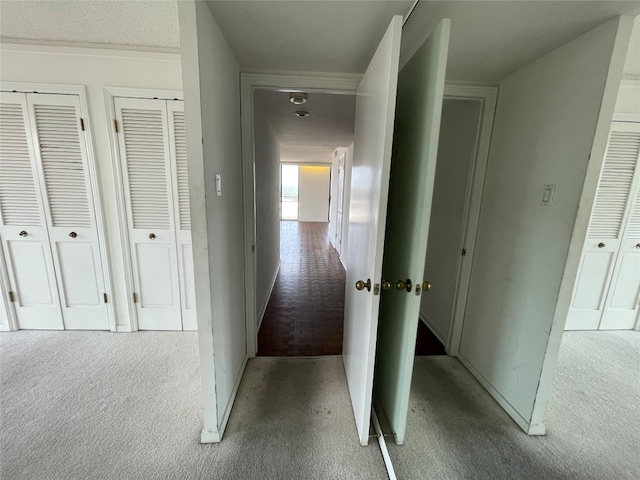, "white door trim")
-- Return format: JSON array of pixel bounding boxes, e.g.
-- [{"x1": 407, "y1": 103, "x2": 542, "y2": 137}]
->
[
  {"x1": 0, "y1": 82, "x2": 115, "y2": 331},
  {"x1": 103, "y1": 87, "x2": 183, "y2": 332},
  {"x1": 433, "y1": 84, "x2": 499, "y2": 356},
  {"x1": 241, "y1": 72, "x2": 361, "y2": 357}
]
